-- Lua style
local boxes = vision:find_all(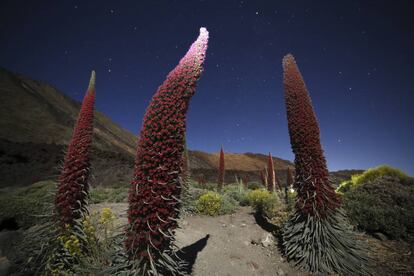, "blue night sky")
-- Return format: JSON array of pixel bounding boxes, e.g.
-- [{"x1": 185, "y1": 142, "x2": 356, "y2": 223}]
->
[{"x1": 1, "y1": 0, "x2": 413, "y2": 174}]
